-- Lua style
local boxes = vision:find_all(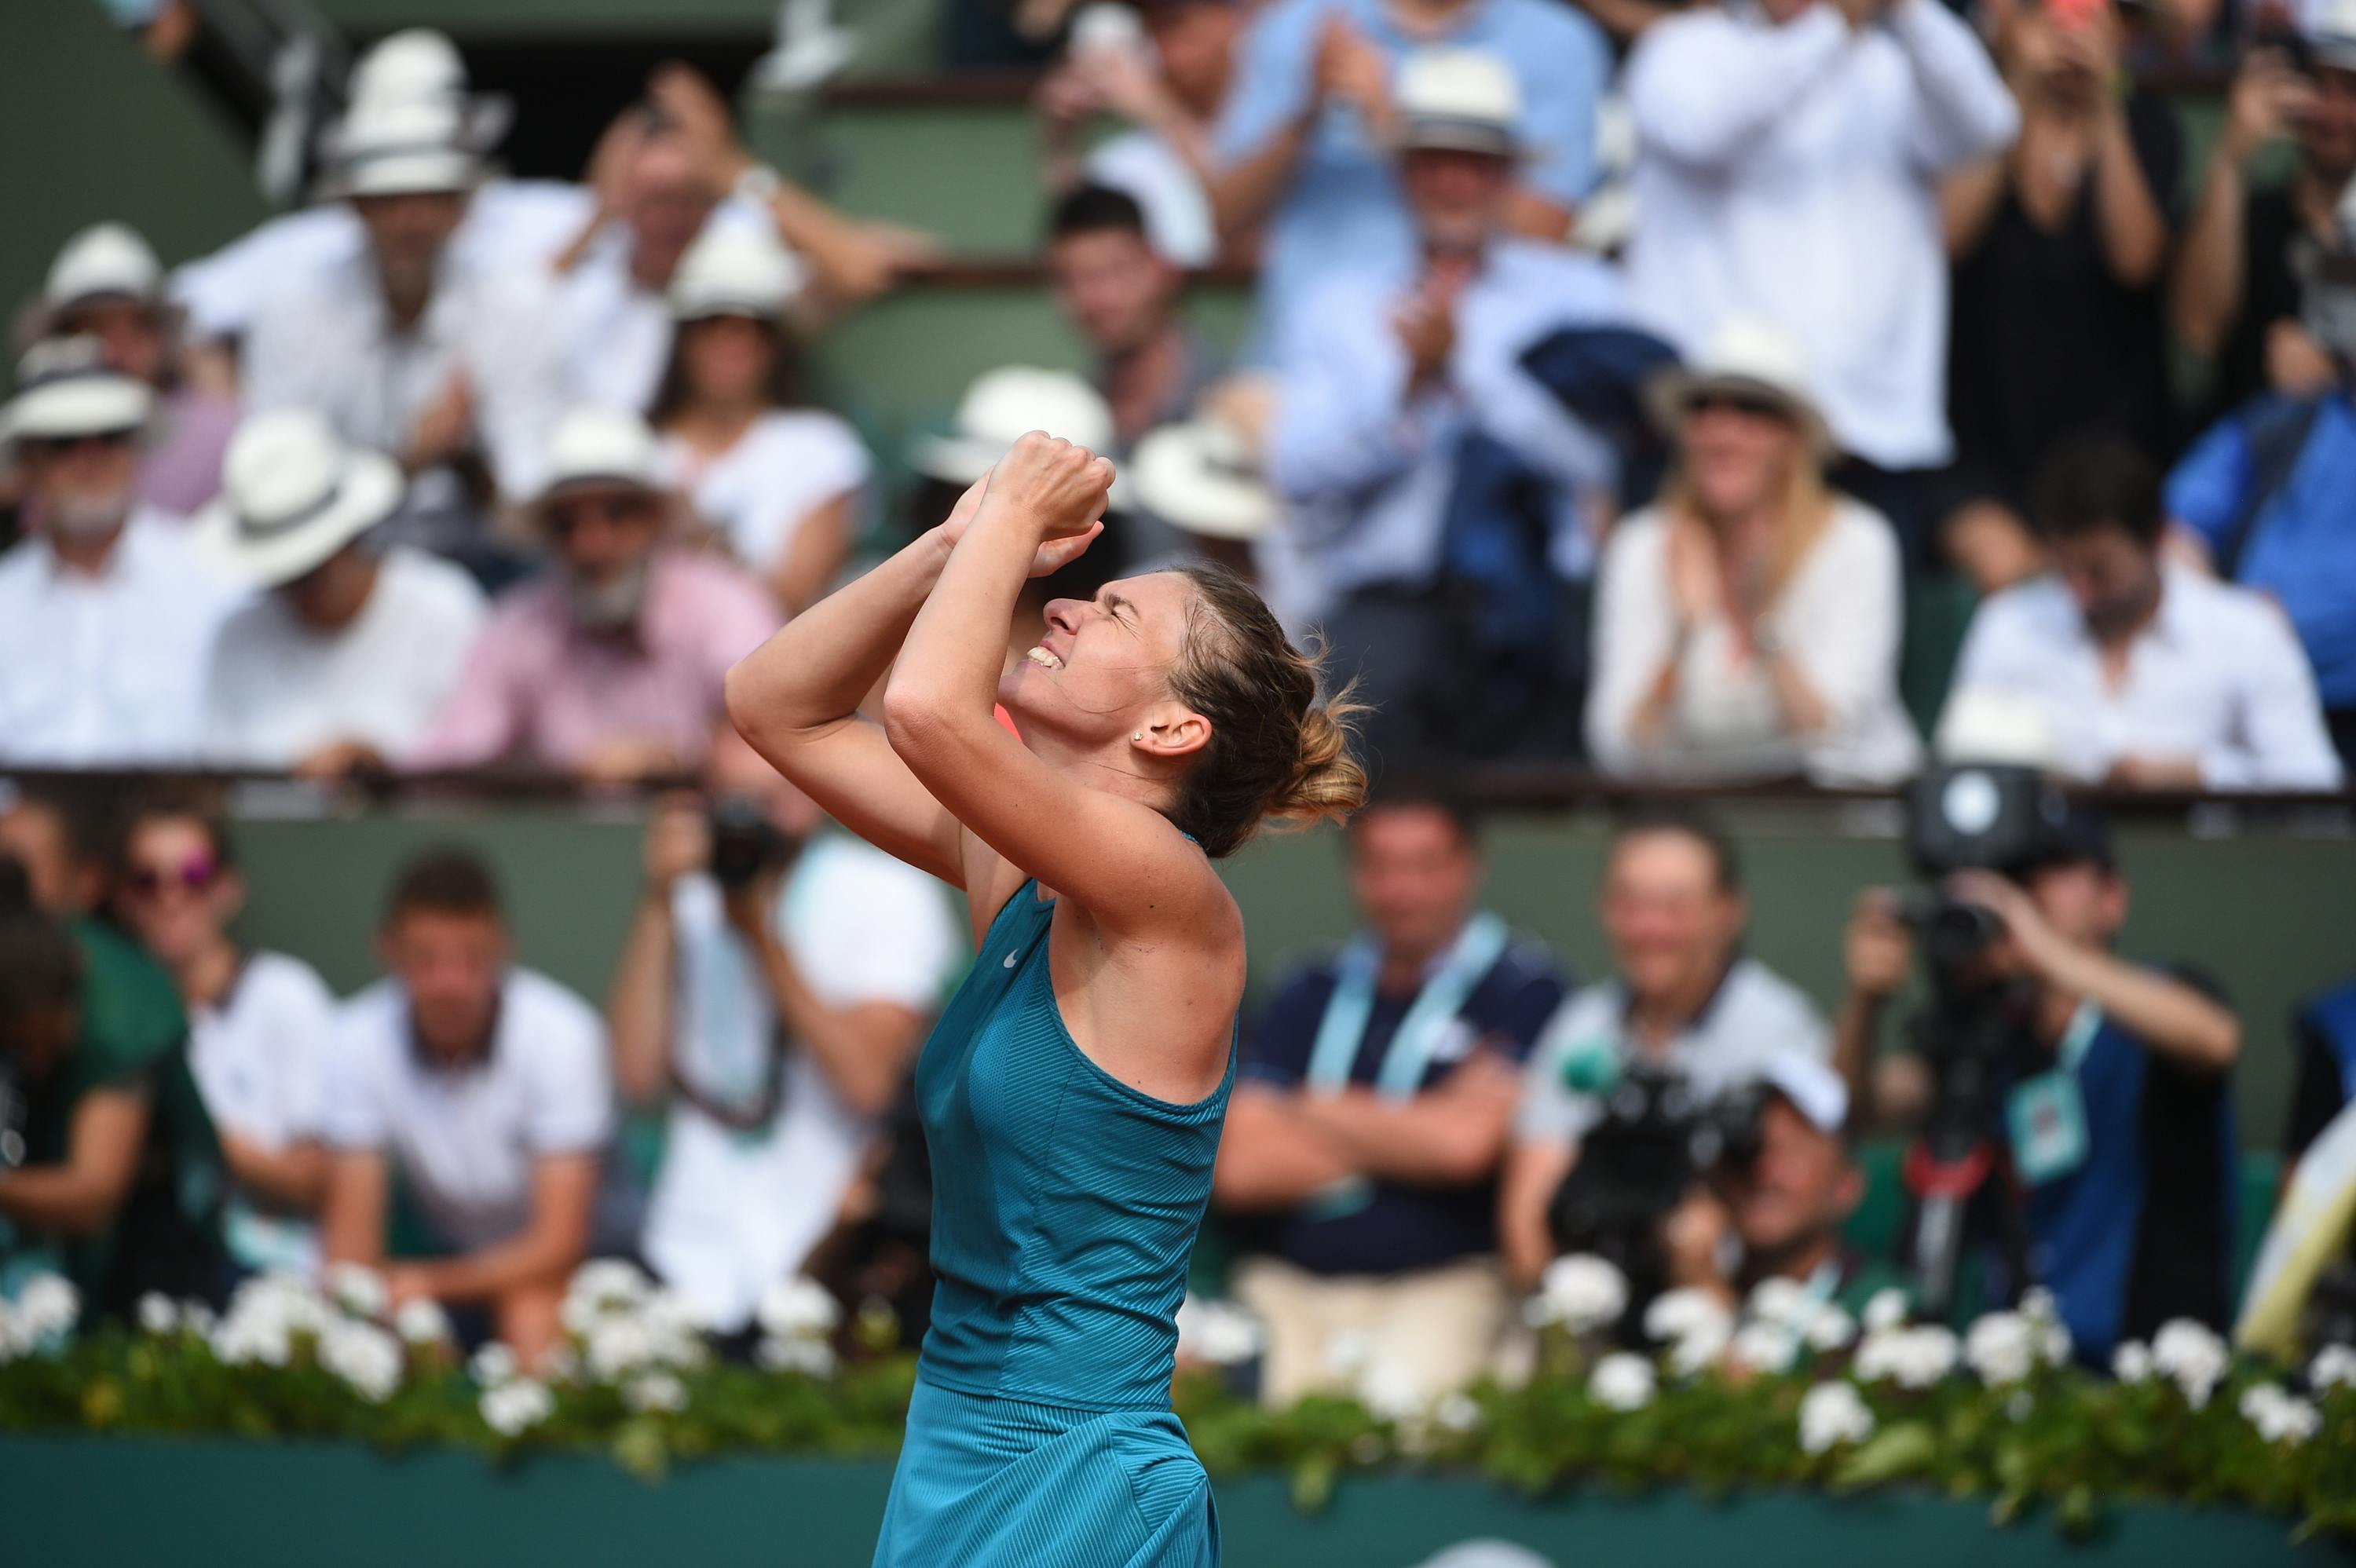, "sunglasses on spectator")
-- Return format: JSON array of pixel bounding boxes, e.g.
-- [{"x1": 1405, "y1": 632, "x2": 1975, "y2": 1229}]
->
[
  {"x1": 25, "y1": 429, "x2": 140, "y2": 456},
  {"x1": 126, "y1": 856, "x2": 220, "y2": 898},
  {"x1": 545, "y1": 493, "x2": 660, "y2": 539},
  {"x1": 1685, "y1": 391, "x2": 1791, "y2": 422}
]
